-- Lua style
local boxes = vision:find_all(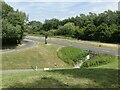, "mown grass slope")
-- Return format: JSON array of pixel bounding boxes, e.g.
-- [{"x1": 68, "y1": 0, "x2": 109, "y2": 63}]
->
[
  {"x1": 2, "y1": 58, "x2": 118, "y2": 88},
  {"x1": 1, "y1": 44, "x2": 118, "y2": 88},
  {"x1": 2, "y1": 43, "x2": 70, "y2": 70}
]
